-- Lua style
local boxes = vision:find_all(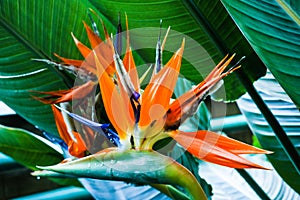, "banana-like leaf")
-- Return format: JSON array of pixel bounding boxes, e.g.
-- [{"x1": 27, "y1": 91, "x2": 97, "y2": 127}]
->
[
  {"x1": 221, "y1": 0, "x2": 300, "y2": 108},
  {"x1": 0, "y1": 0, "x2": 266, "y2": 136},
  {"x1": 89, "y1": 0, "x2": 266, "y2": 101},
  {"x1": 0, "y1": 124, "x2": 83, "y2": 186},
  {"x1": 38, "y1": 148, "x2": 207, "y2": 200},
  {"x1": 199, "y1": 154, "x2": 300, "y2": 199},
  {"x1": 0, "y1": 0, "x2": 116, "y2": 135},
  {"x1": 237, "y1": 71, "x2": 300, "y2": 193},
  {"x1": 0, "y1": 124, "x2": 62, "y2": 170}
]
